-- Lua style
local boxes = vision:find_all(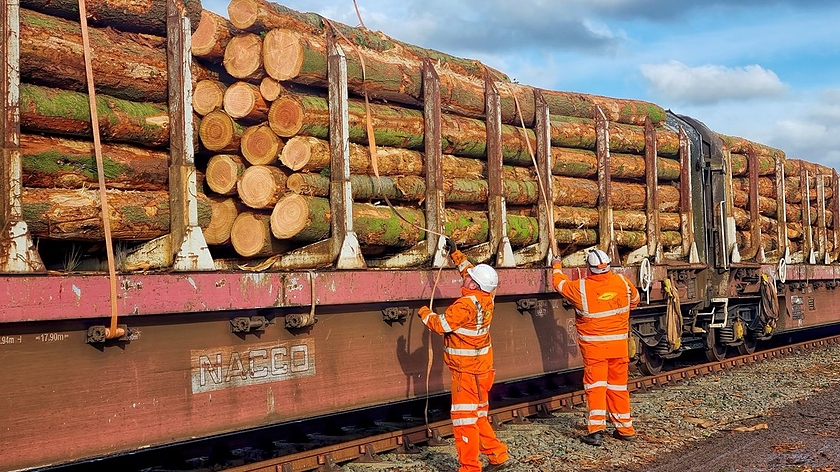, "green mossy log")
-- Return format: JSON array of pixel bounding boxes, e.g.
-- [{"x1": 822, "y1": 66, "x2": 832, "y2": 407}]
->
[
  {"x1": 22, "y1": 188, "x2": 211, "y2": 241},
  {"x1": 552, "y1": 176, "x2": 681, "y2": 211},
  {"x1": 19, "y1": 84, "x2": 170, "y2": 147},
  {"x1": 552, "y1": 147, "x2": 681, "y2": 180},
  {"x1": 20, "y1": 134, "x2": 168, "y2": 190},
  {"x1": 729, "y1": 153, "x2": 777, "y2": 177},
  {"x1": 554, "y1": 206, "x2": 681, "y2": 231}
]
